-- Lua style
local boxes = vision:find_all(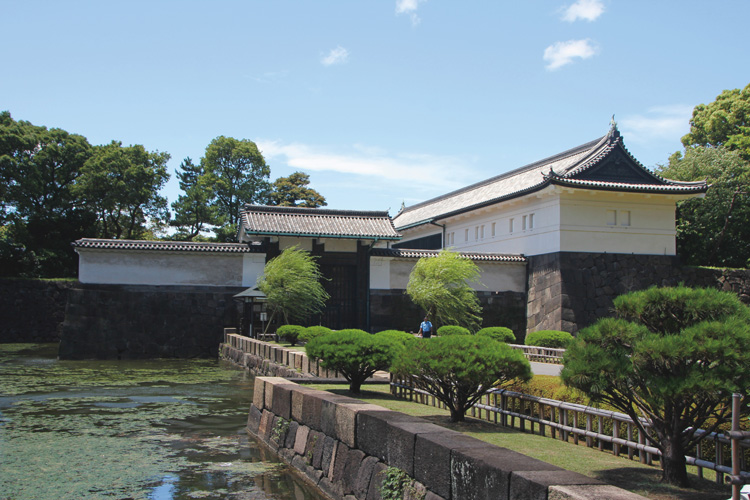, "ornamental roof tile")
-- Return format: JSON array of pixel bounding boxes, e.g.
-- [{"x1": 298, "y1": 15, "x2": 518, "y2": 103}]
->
[
  {"x1": 73, "y1": 238, "x2": 262, "y2": 253},
  {"x1": 393, "y1": 127, "x2": 708, "y2": 230},
  {"x1": 239, "y1": 205, "x2": 401, "y2": 240},
  {"x1": 371, "y1": 248, "x2": 526, "y2": 263}
]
